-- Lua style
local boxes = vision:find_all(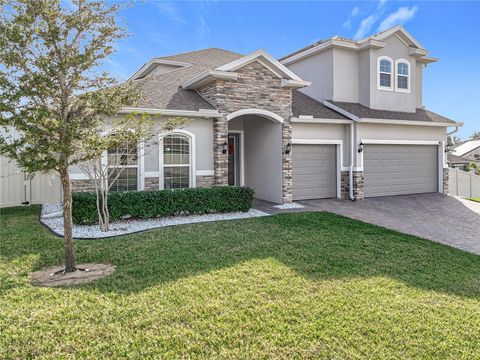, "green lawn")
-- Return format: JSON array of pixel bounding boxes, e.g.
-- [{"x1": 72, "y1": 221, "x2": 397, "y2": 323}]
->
[
  {"x1": 468, "y1": 198, "x2": 480, "y2": 203},
  {"x1": 1, "y1": 206, "x2": 480, "y2": 359}
]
